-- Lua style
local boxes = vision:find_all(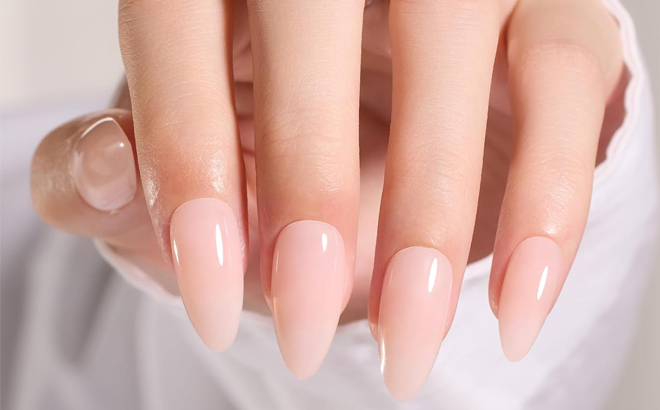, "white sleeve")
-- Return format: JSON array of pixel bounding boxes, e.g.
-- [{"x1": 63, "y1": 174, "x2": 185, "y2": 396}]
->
[{"x1": 94, "y1": 239, "x2": 183, "y2": 307}]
